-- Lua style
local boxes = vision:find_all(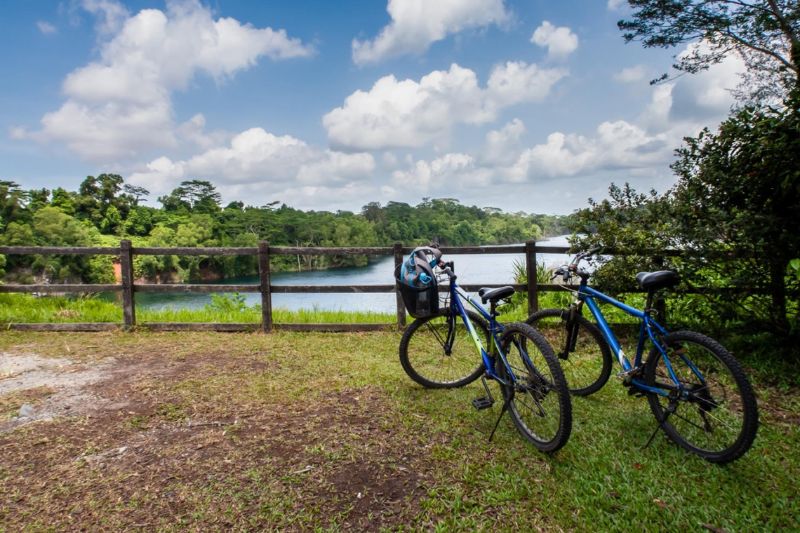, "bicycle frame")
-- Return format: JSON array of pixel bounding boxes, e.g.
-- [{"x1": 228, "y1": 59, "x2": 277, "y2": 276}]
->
[
  {"x1": 575, "y1": 278, "x2": 690, "y2": 398},
  {"x1": 445, "y1": 276, "x2": 514, "y2": 385}
]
